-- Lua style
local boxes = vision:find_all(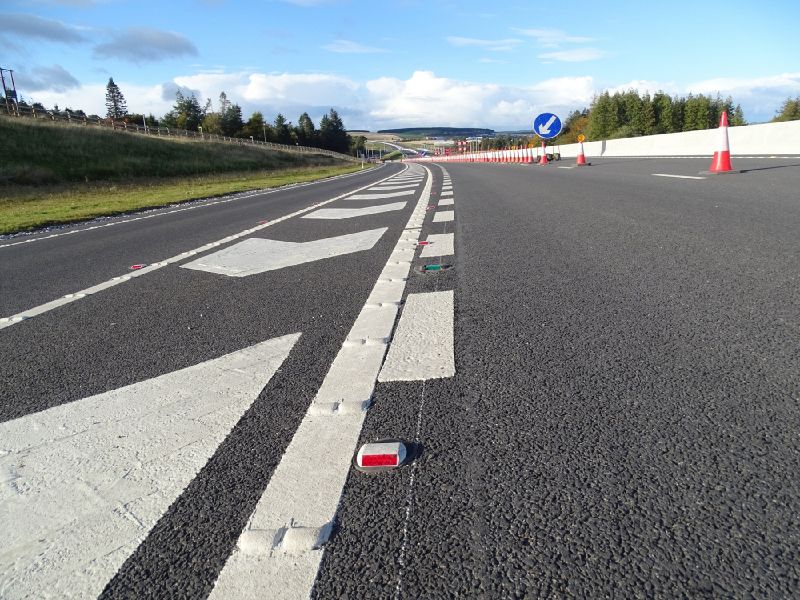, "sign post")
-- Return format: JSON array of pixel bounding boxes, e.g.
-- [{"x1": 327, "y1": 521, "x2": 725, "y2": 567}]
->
[{"x1": 533, "y1": 112, "x2": 562, "y2": 165}]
